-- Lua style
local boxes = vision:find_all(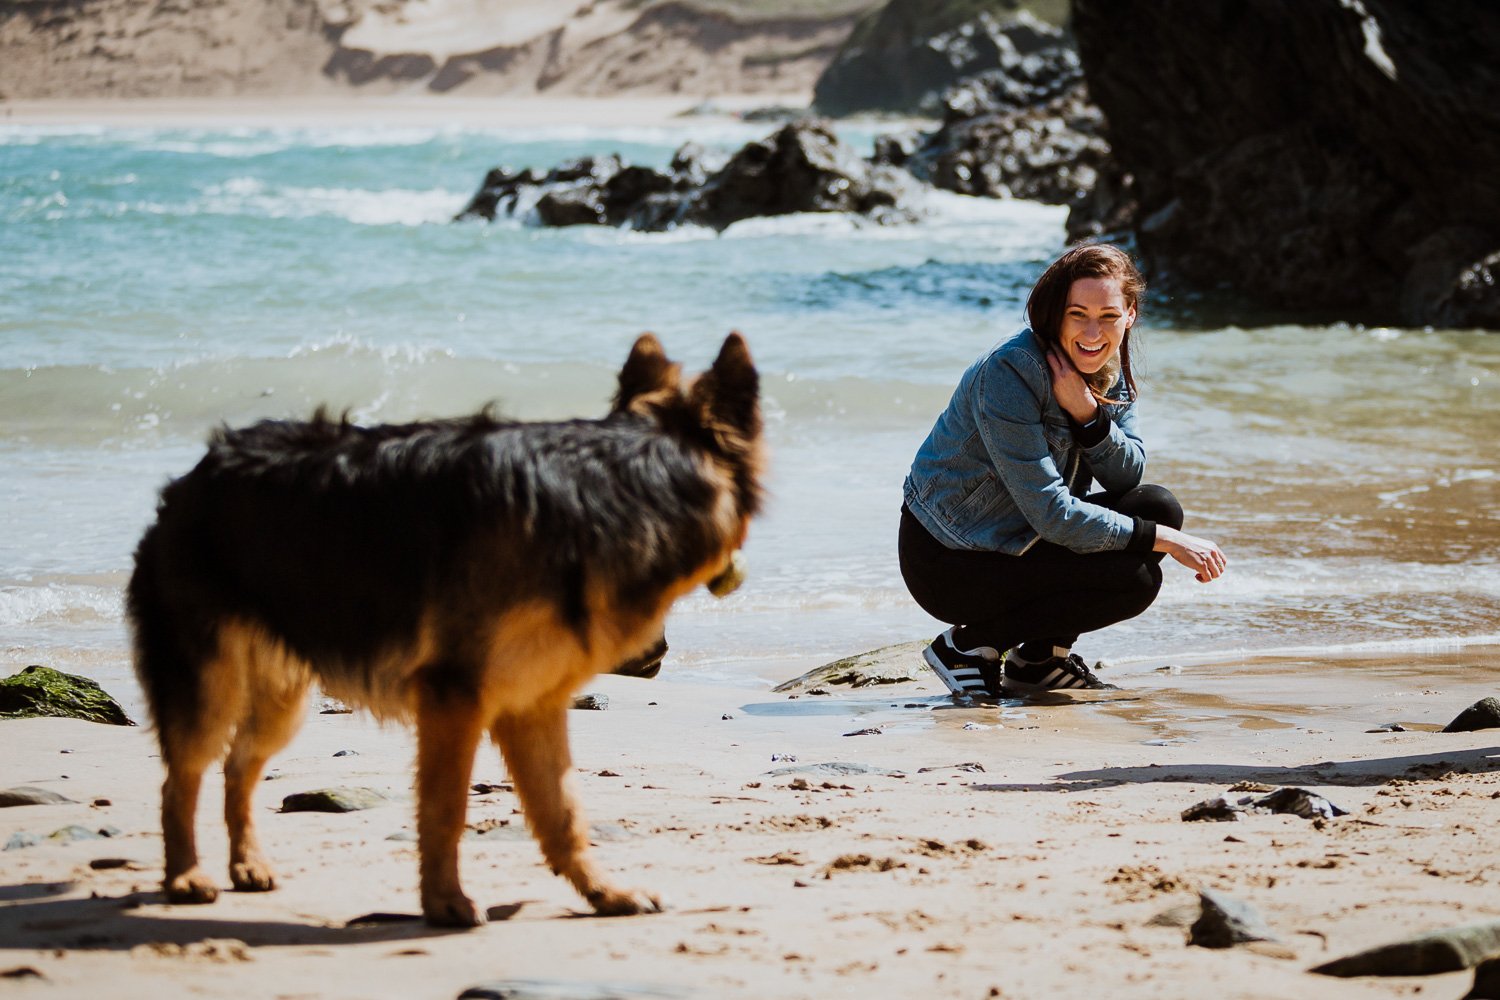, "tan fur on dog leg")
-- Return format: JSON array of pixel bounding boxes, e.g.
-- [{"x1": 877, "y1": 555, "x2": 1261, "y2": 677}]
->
[
  {"x1": 492, "y1": 705, "x2": 661, "y2": 916},
  {"x1": 413, "y1": 671, "x2": 487, "y2": 928}
]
